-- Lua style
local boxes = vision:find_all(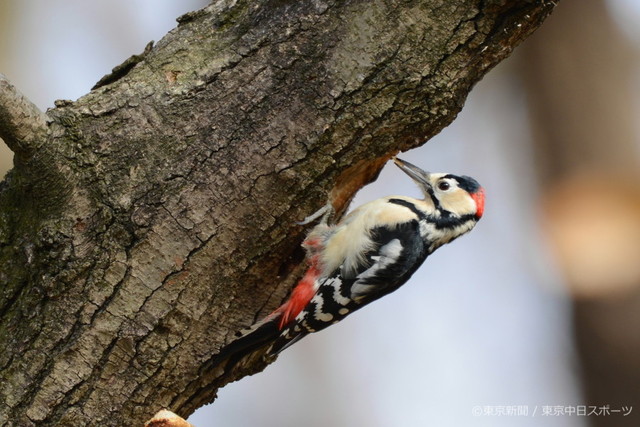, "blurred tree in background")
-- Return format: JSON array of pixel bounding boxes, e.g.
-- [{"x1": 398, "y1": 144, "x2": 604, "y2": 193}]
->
[{"x1": 523, "y1": 1, "x2": 640, "y2": 426}]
